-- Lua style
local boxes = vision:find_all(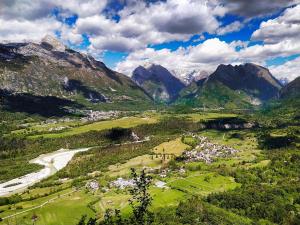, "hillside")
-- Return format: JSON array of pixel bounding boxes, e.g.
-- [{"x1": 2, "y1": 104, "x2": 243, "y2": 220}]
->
[
  {"x1": 0, "y1": 36, "x2": 153, "y2": 114},
  {"x1": 132, "y1": 64, "x2": 185, "y2": 102}
]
